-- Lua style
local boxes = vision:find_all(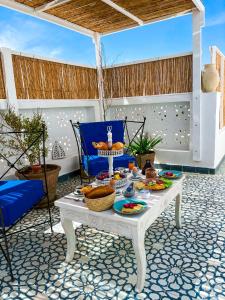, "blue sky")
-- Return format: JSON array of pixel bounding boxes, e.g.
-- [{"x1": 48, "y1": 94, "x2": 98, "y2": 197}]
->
[{"x1": 0, "y1": 0, "x2": 224, "y2": 66}]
